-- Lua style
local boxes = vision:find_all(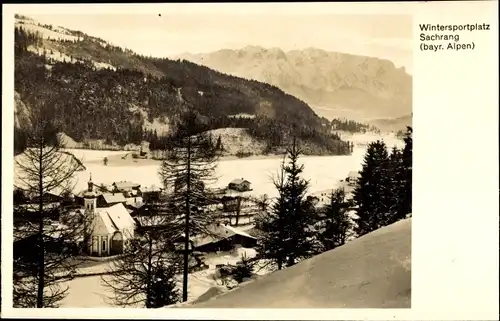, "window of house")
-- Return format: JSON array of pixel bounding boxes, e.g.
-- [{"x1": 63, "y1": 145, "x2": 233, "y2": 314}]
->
[{"x1": 102, "y1": 240, "x2": 106, "y2": 252}]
